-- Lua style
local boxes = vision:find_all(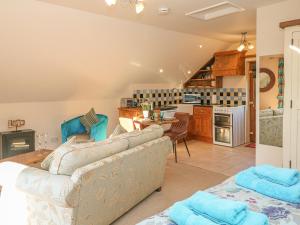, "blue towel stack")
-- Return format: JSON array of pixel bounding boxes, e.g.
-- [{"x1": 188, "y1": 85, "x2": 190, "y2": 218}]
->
[
  {"x1": 236, "y1": 165, "x2": 300, "y2": 204},
  {"x1": 254, "y1": 164, "x2": 299, "y2": 186},
  {"x1": 168, "y1": 192, "x2": 268, "y2": 225}
]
